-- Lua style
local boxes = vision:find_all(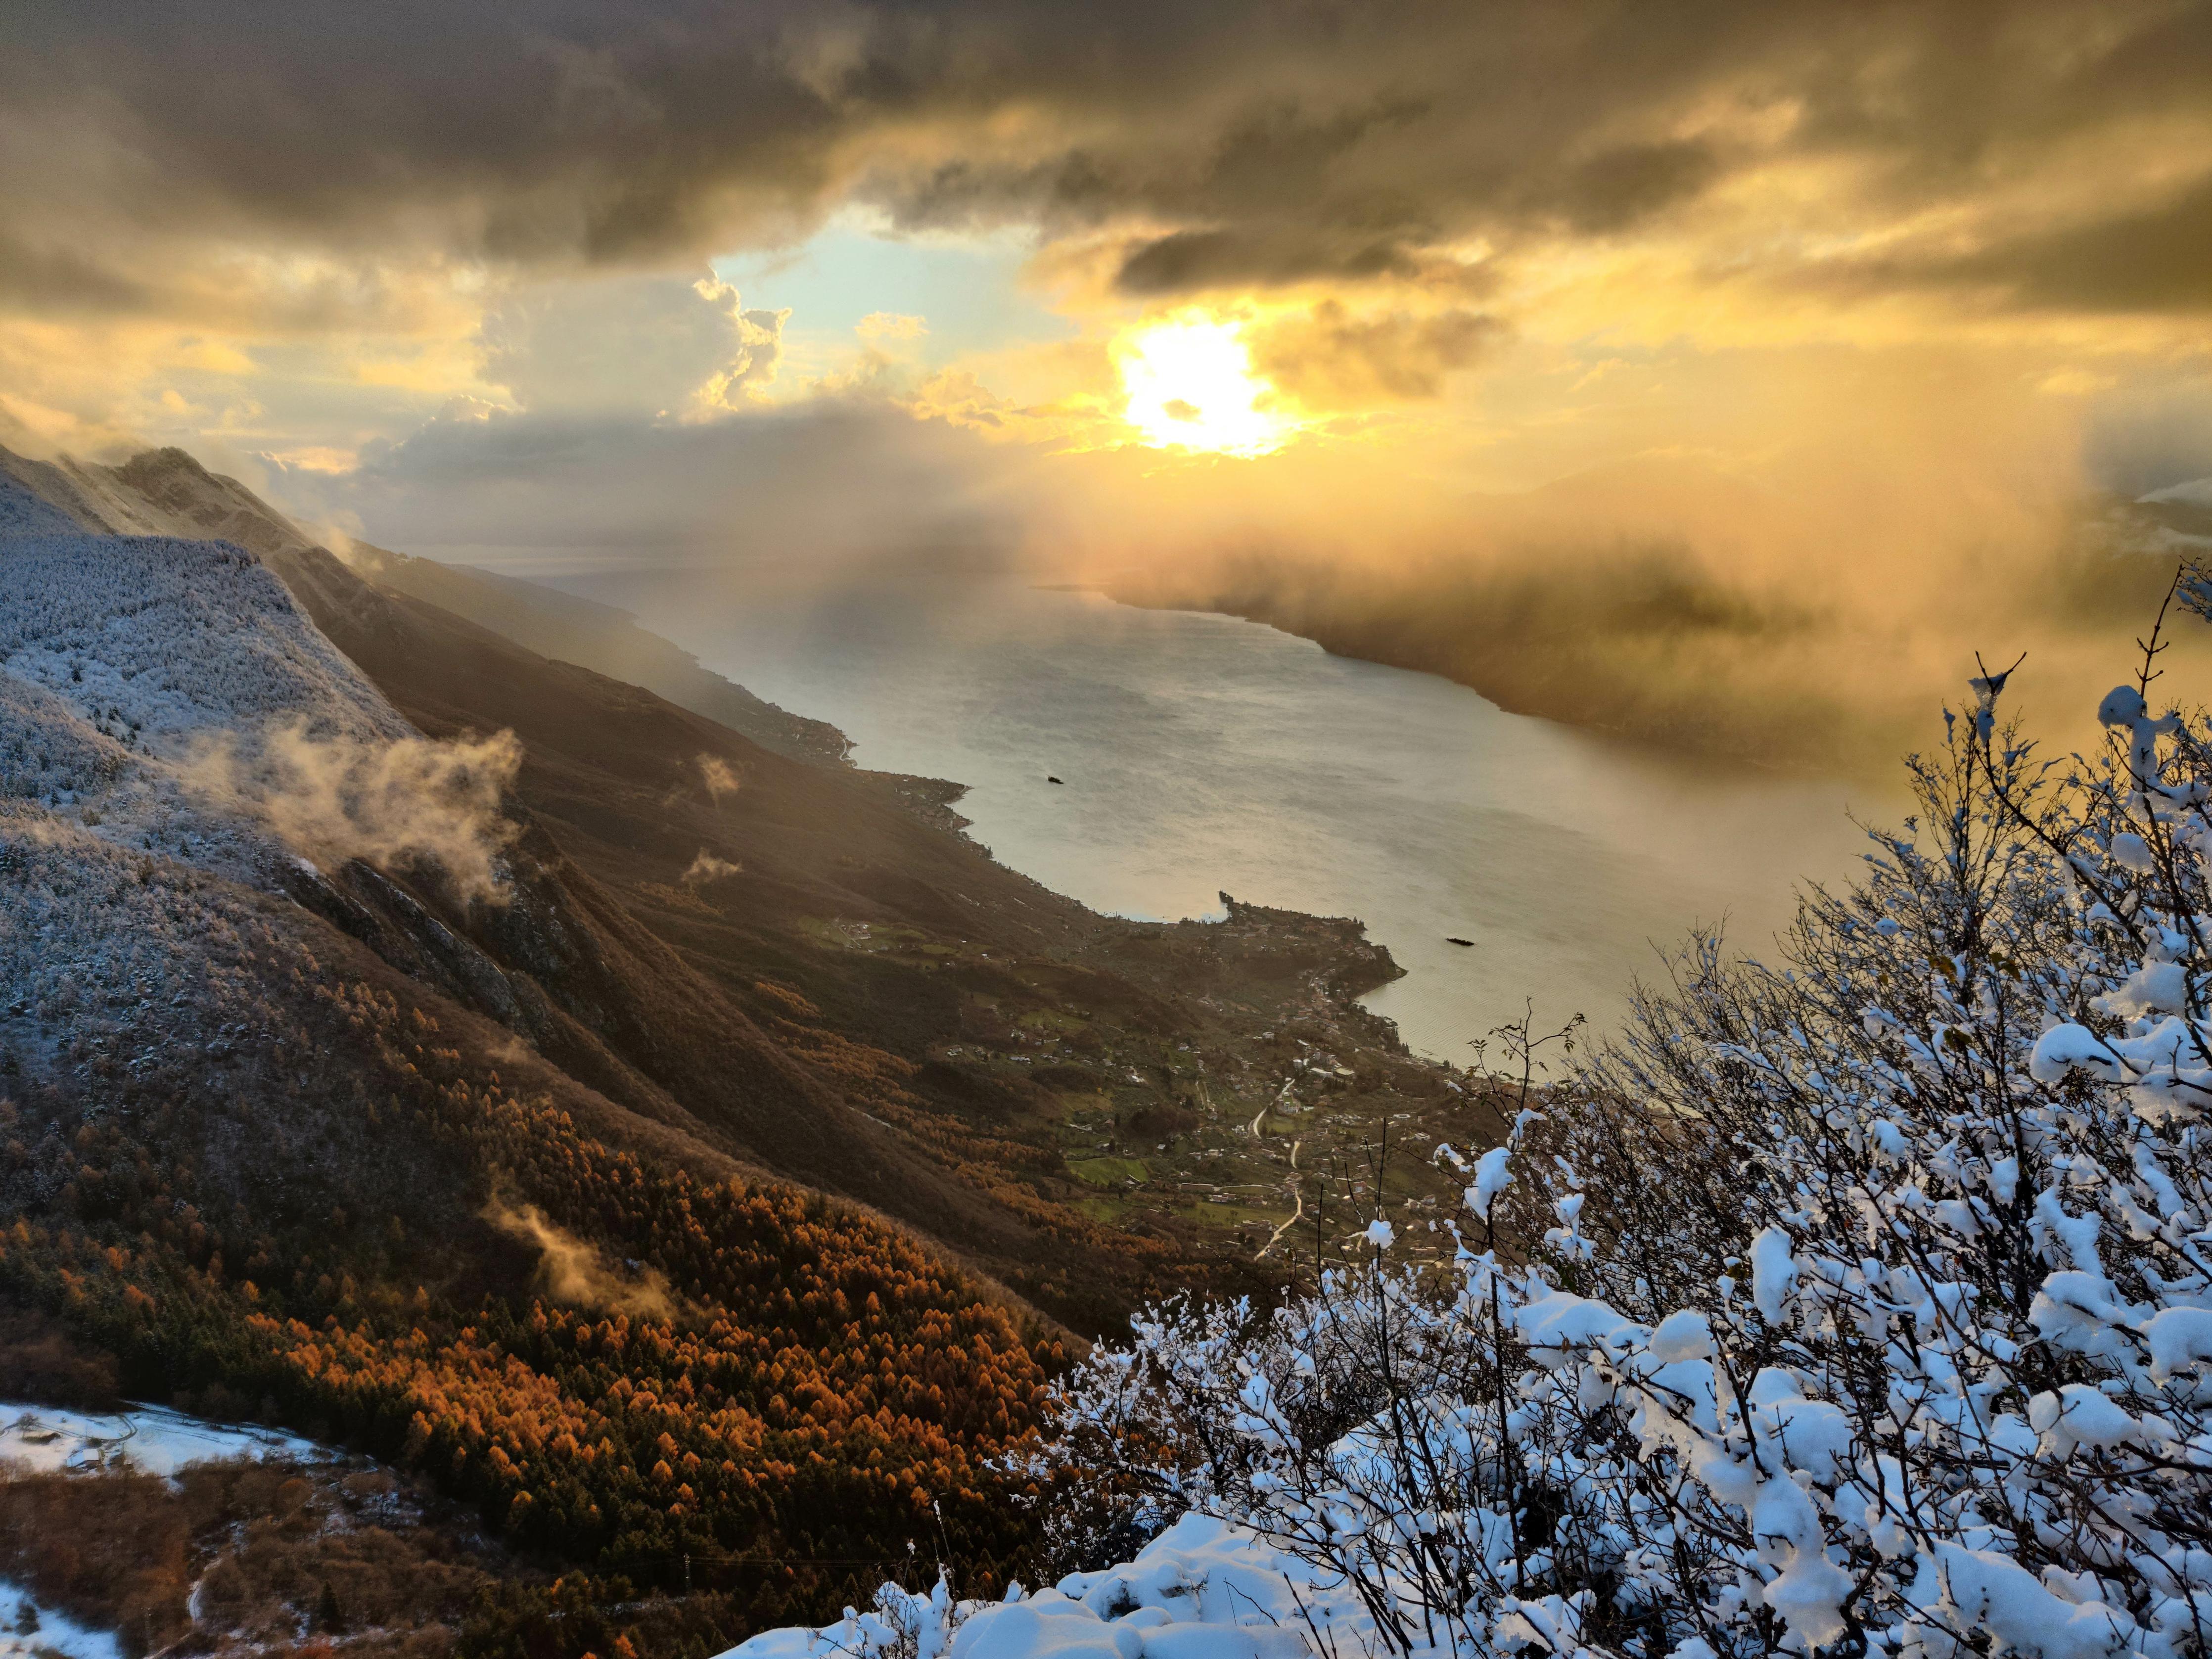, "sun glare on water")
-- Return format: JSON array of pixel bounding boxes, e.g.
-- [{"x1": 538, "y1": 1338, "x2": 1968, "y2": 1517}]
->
[{"x1": 1117, "y1": 317, "x2": 1292, "y2": 457}]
